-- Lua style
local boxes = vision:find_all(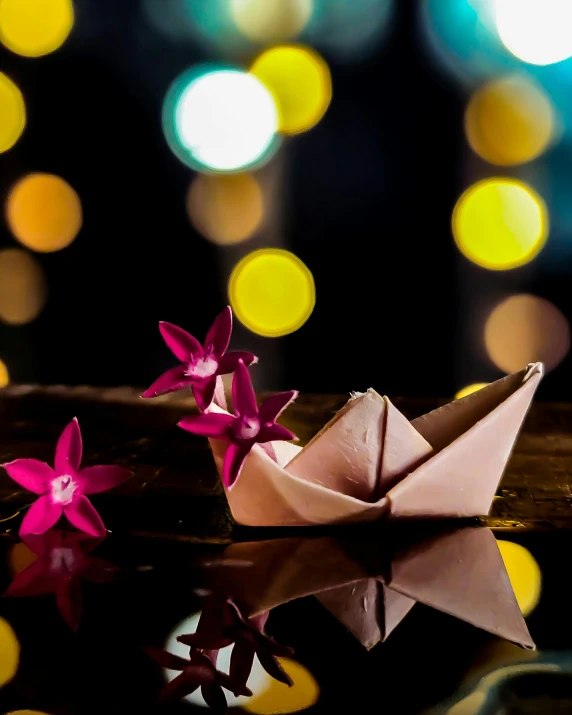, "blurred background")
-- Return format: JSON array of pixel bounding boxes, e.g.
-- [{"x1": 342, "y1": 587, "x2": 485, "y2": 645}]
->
[{"x1": 1, "y1": 0, "x2": 572, "y2": 400}]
